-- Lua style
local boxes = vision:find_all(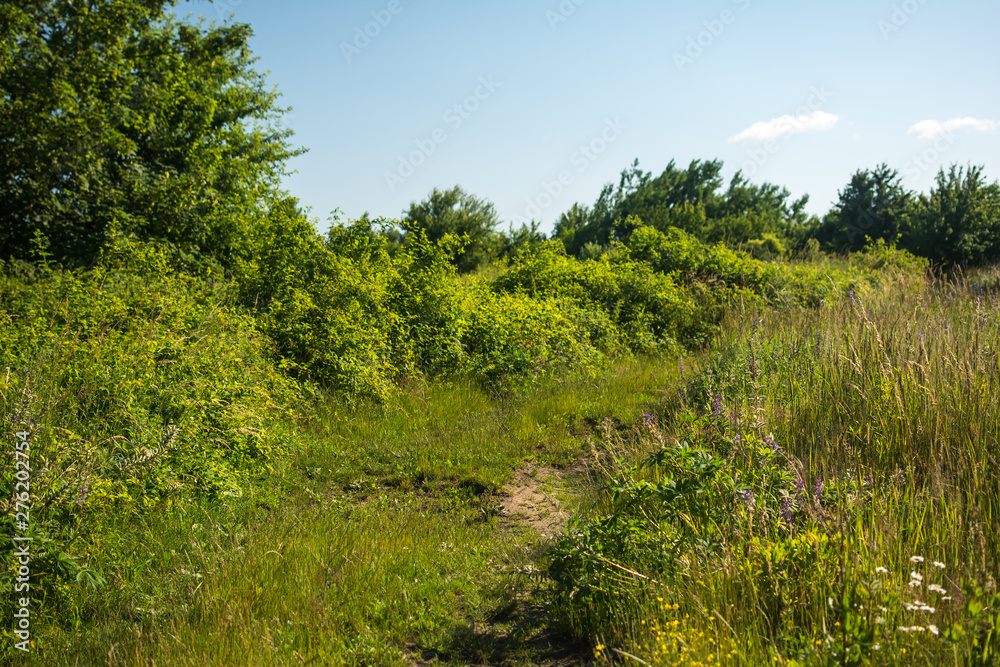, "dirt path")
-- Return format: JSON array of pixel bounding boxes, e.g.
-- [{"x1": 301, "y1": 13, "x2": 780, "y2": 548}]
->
[{"x1": 497, "y1": 463, "x2": 573, "y2": 540}]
